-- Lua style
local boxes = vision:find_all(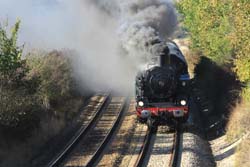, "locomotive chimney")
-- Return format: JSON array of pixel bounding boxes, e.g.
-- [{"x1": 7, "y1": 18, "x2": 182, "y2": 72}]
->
[{"x1": 159, "y1": 46, "x2": 170, "y2": 67}]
